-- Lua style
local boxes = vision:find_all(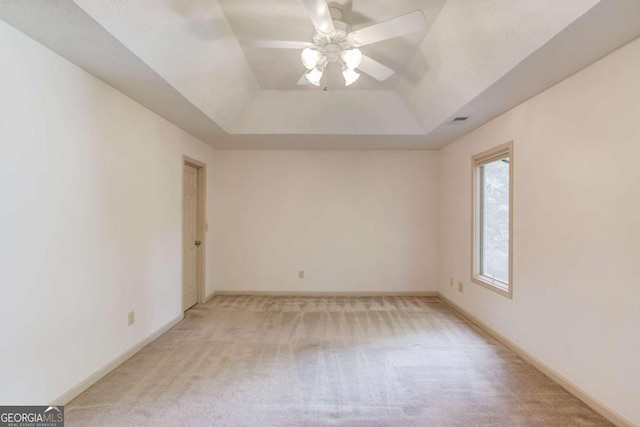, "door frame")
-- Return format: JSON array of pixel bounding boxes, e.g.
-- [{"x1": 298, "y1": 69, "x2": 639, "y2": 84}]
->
[{"x1": 182, "y1": 155, "x2": 207, "y2": 309}]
